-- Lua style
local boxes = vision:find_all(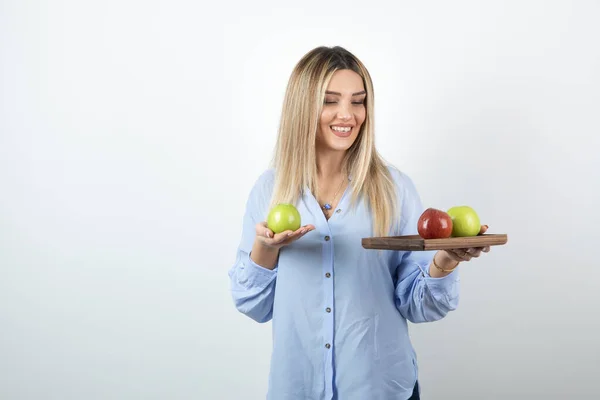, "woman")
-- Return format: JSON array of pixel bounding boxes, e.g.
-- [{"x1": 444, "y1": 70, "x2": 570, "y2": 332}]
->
[{"x1": 228, "y1": 46, "x2": 490, "y2": 400}]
